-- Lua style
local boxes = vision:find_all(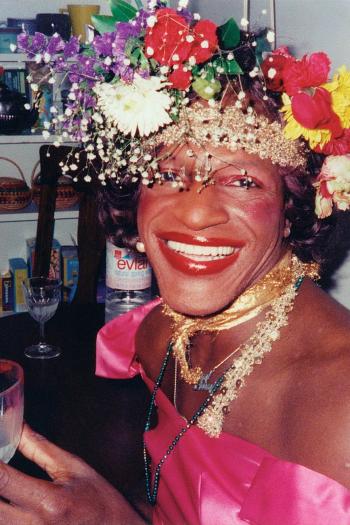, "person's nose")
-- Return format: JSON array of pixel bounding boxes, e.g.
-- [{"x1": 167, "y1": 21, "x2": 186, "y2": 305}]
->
[{"x1": 173, "y1": 183, "x2": 230, "y2": 230}]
